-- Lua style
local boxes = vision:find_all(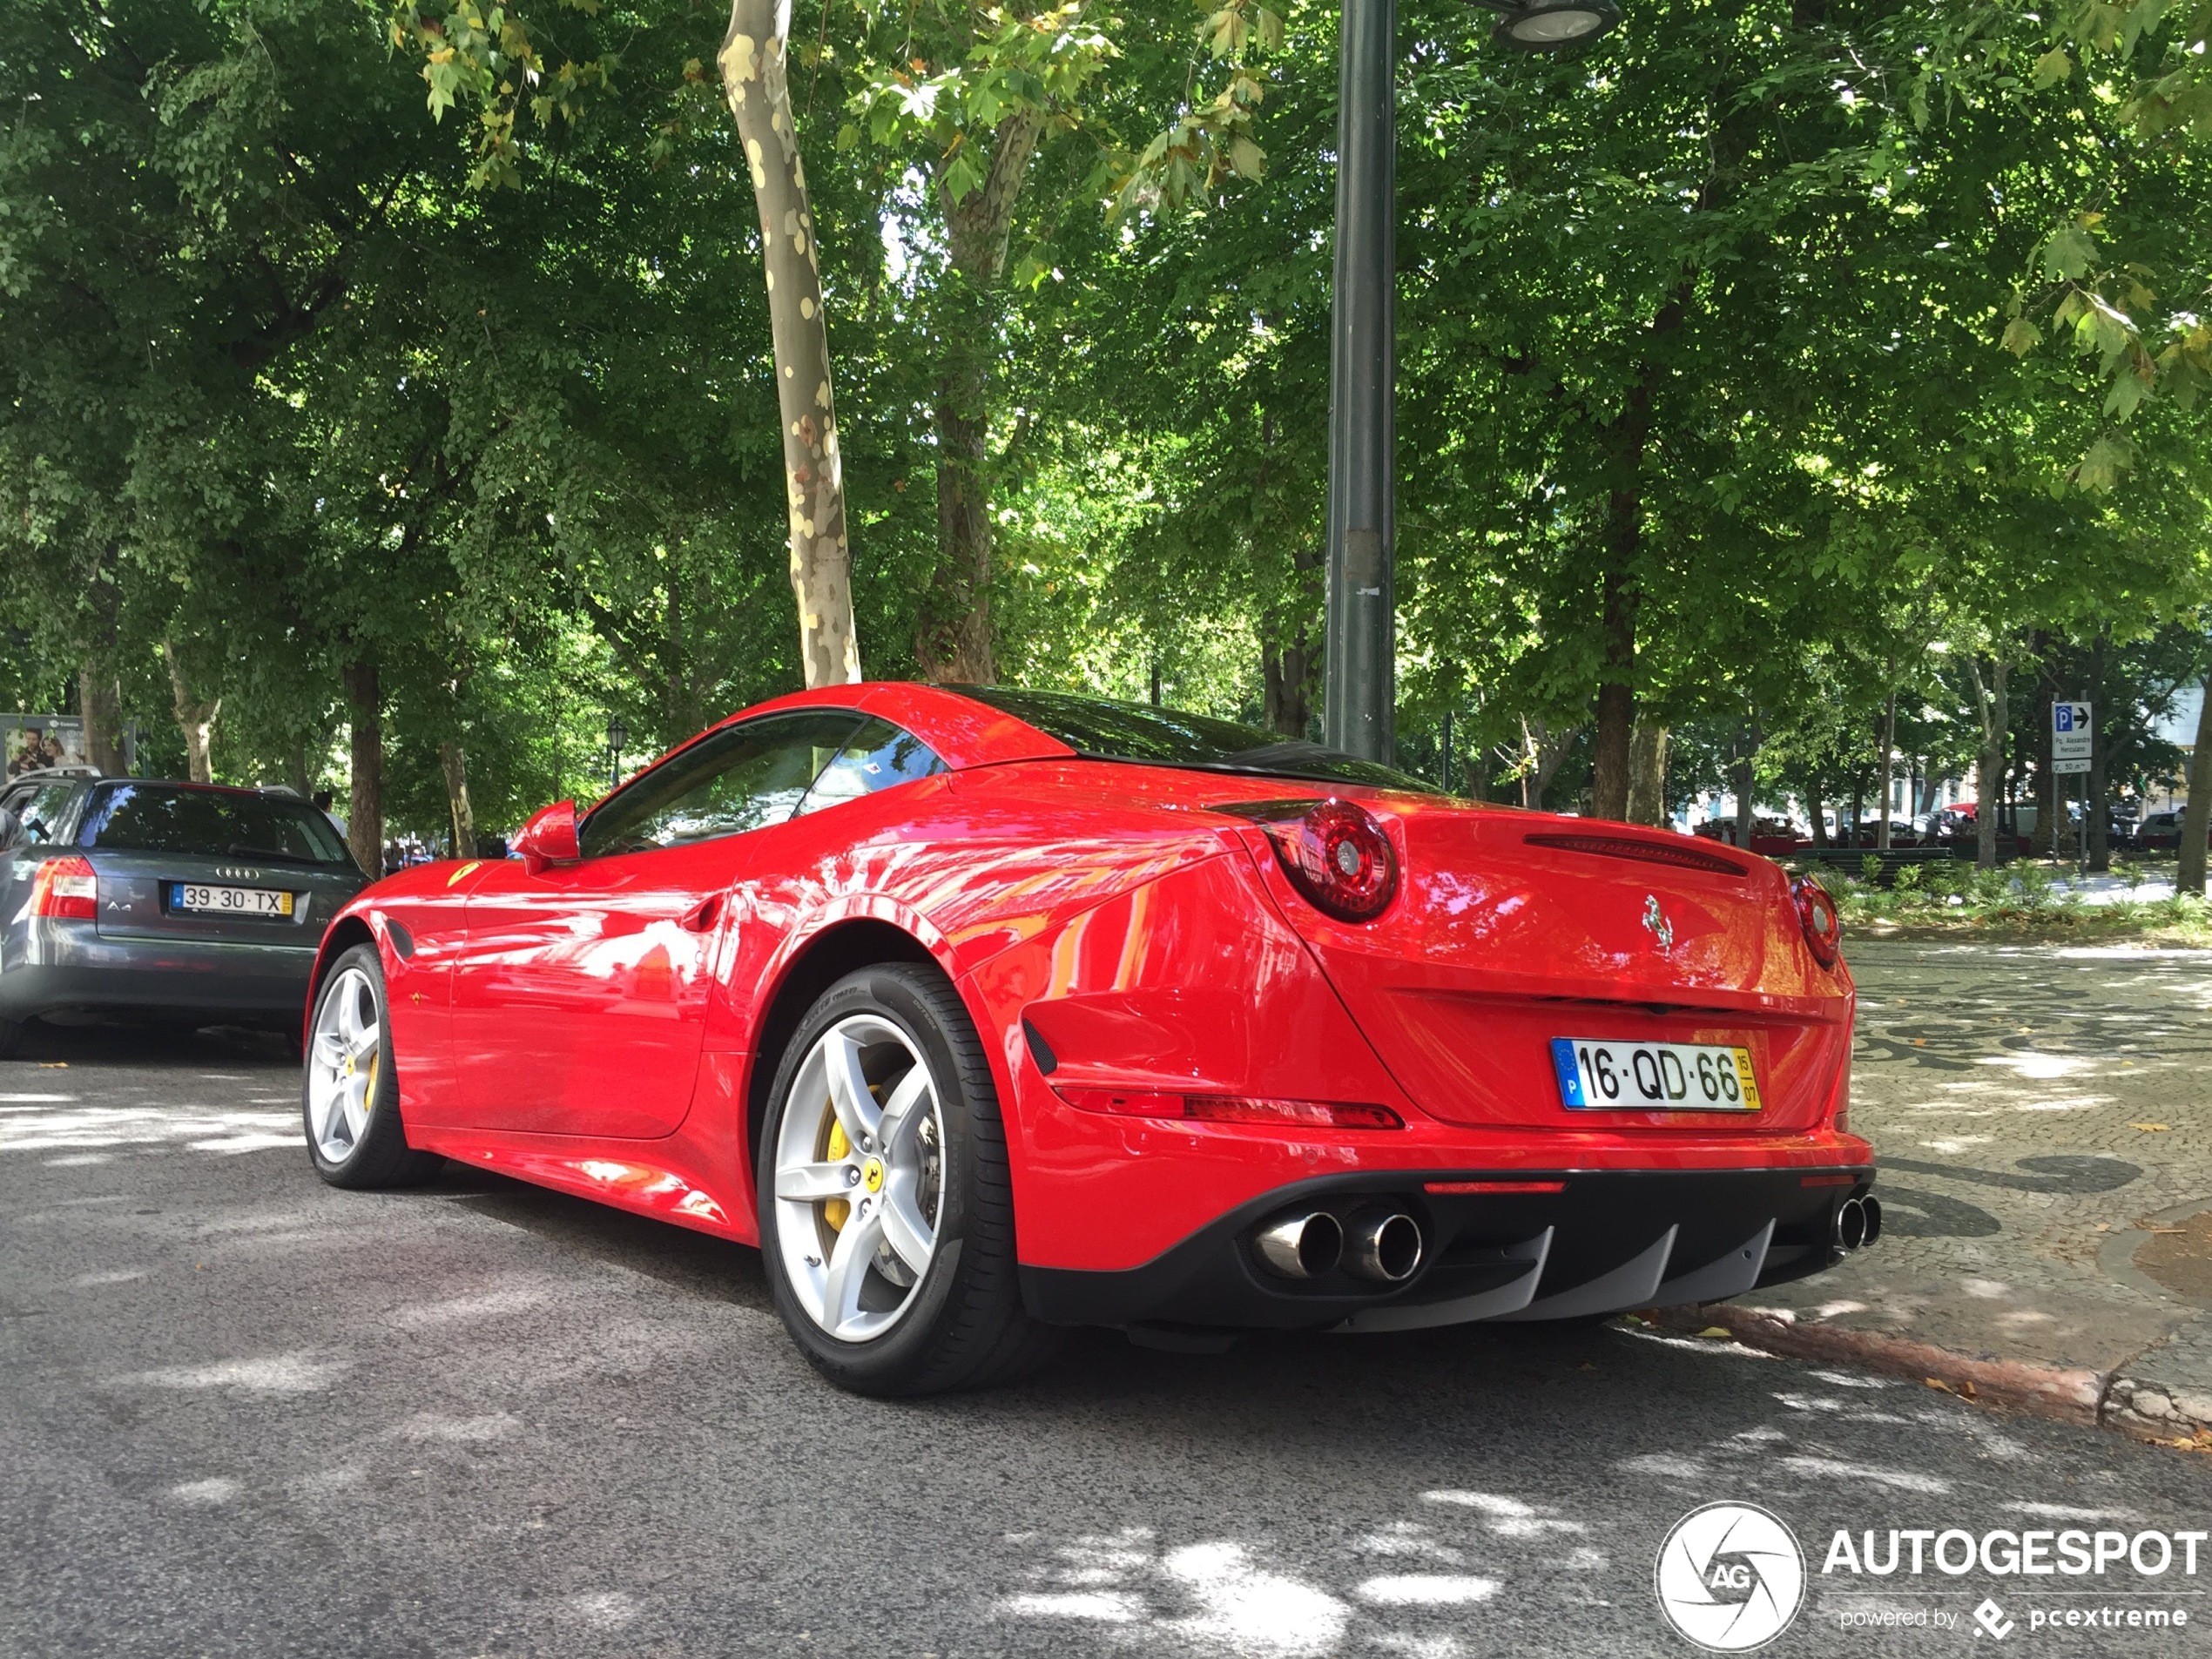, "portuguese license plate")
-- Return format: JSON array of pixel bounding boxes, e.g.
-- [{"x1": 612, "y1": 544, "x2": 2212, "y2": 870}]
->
[
  {"x1": 1549, "y1": 1038, "x2": 1761, "y2": 1111},
  {"x1": 171, "y1": 882, "x2": 293, "y2": 918}
]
